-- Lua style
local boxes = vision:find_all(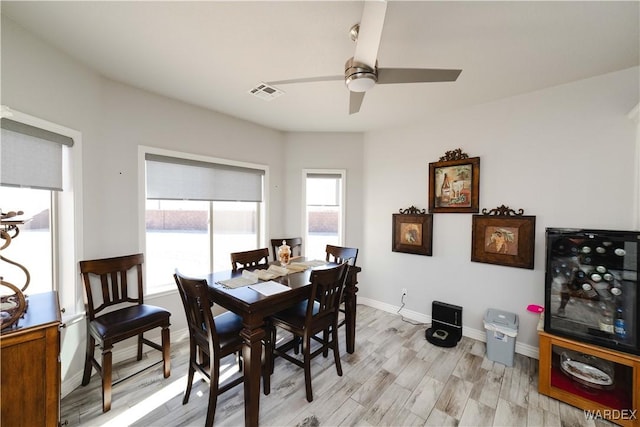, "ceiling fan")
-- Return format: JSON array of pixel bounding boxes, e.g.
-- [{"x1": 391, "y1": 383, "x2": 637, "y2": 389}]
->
[{"x1": 267, "y1": 1, "x2": 462, "y2": 114}]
